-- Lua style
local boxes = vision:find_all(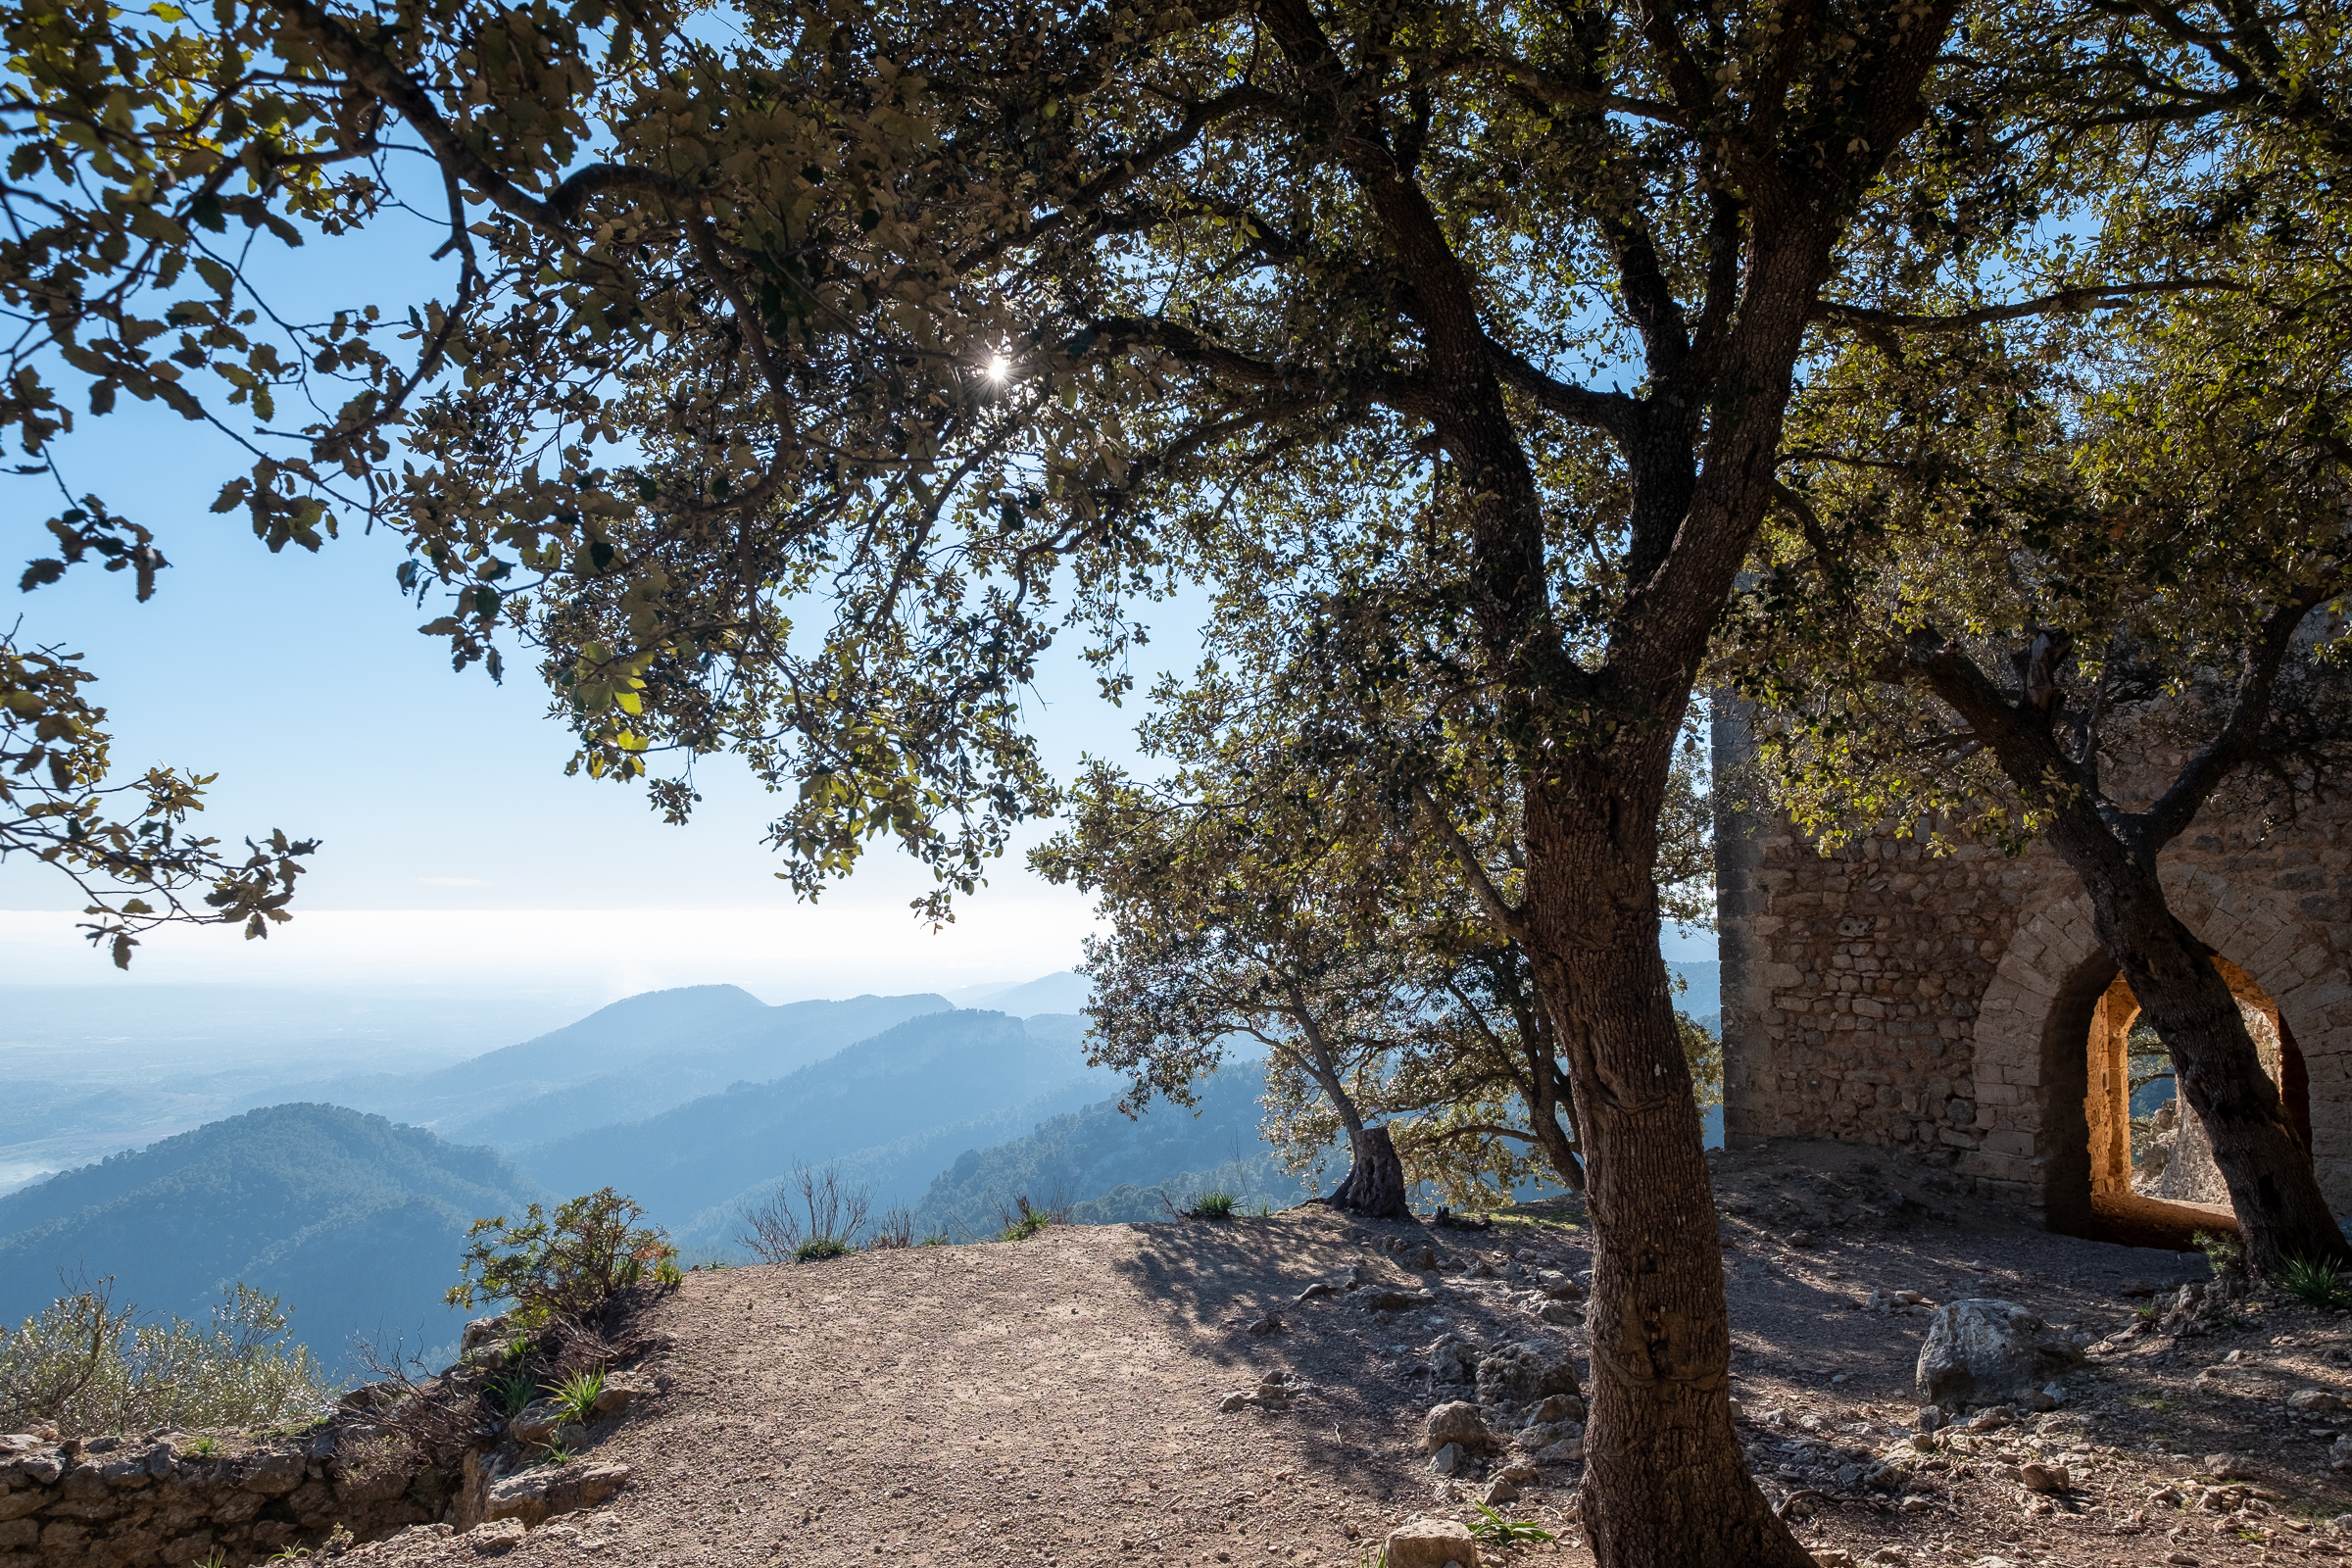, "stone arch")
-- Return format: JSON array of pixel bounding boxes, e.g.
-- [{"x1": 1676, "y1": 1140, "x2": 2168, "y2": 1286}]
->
[{"x1": 1965, "y1": 861, "x2": 2352, "y2": 1220}]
